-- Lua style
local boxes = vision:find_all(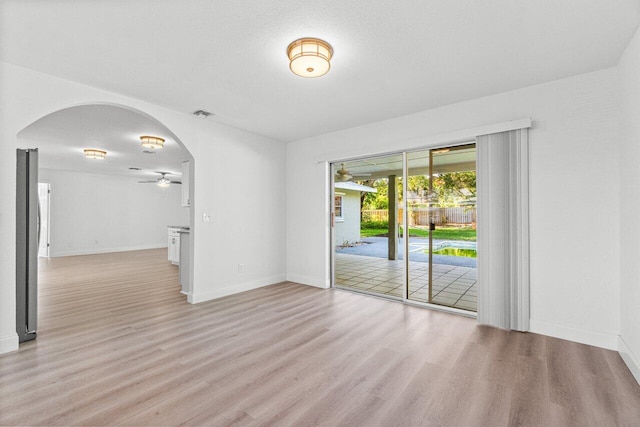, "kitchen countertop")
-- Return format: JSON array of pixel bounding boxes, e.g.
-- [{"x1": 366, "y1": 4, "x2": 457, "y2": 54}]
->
[{"x1": 168, "y1": 225, "x2": 190, "y2": 230}]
